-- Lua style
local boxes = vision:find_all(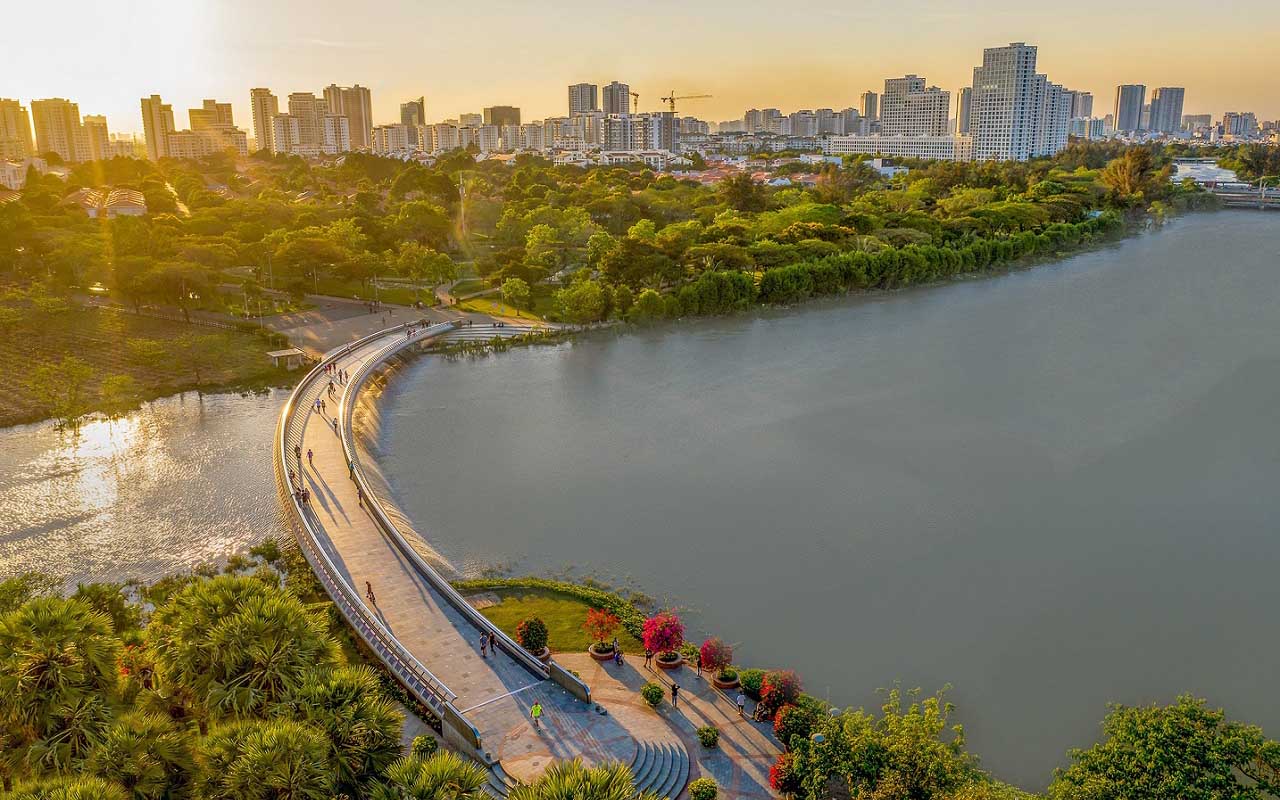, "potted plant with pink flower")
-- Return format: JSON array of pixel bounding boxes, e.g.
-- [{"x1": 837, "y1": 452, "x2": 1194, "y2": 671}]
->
[{"x1": 643, "y1": 611, "x2": 685, "y2": 670}]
